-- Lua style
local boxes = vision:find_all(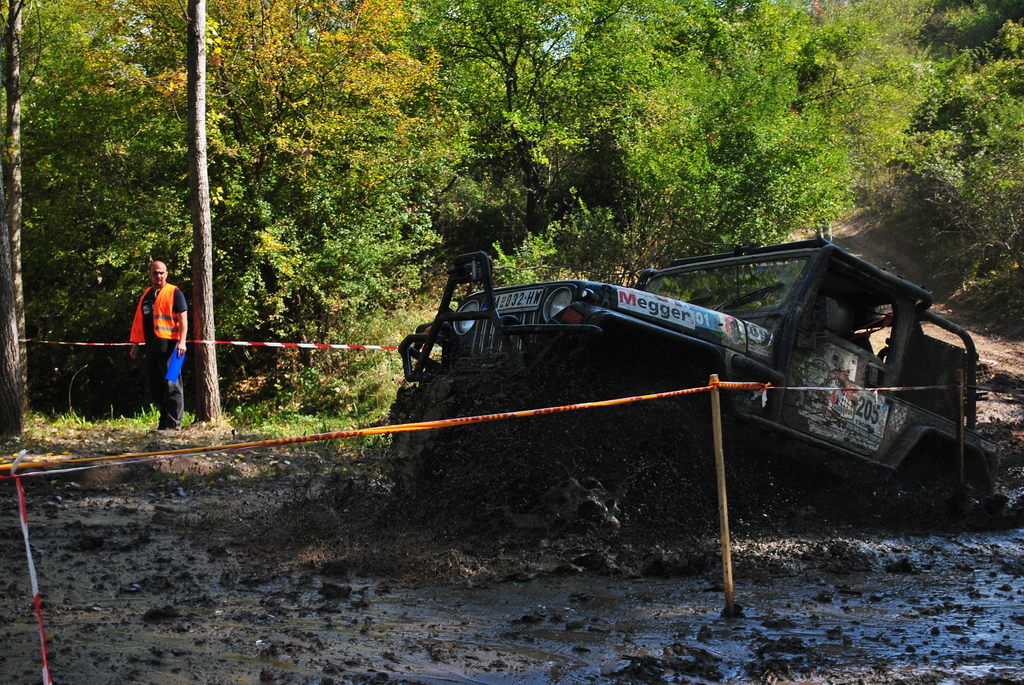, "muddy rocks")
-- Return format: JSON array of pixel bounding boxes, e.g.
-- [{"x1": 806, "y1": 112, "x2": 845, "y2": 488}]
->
[
  {"x1": 142, "y1": 604, "x2": 180, "y2": 621},
  {"x1": 319, "y1": 559, "x2": 350, "y2": 577},
  {"x1": 641, "y1": 550, "x2": 709, "y2": 576},
  {"x1": 813, "y1": 590, "x2": 834, "y2": 603},
  {"x1": 885, "y1": 557, "x2": 920, "y2": 573},
  {"x1": 425, "y1": 641, "x2": 457, "y2": 662},
  {"x1": 207, "y1": 544, "x2": 230, "y2": 558},
  {"x1": 571, "y1": 549, "x2": 618, "y2": 574},
  {"x1": 616, "y1": 653, "x2": 724, "y2": 682},
  {"x1": 665, "y1": 643, "x2": 725, "y2": 680},
  {"x1": 762, "y1": 617, "x2": 799, "y2": 629},
  {"x1": 514, "y1": 609, "x2": 546, "y2": 623},
  {"x1": 757, "y1": 634, "x2": 802, "y2": 655},
  {"x1": 73, "y1": 534, "x2": 105, "y2": 552},
  {"x1": 319, "y1": 583, "x2": 352, "y2": 600},
  {"x1": 150, "y1": 507, "x2": 178, "y2": 527}
]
